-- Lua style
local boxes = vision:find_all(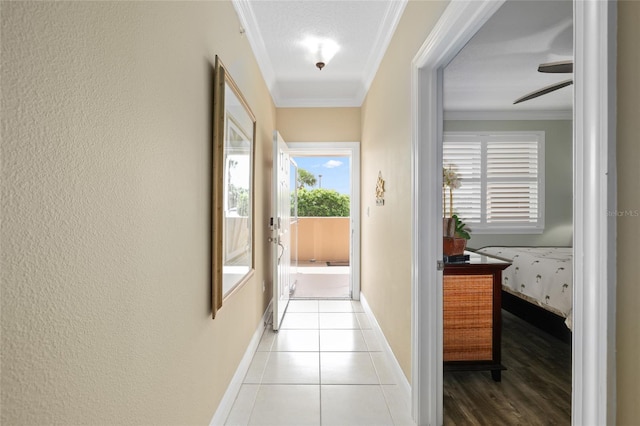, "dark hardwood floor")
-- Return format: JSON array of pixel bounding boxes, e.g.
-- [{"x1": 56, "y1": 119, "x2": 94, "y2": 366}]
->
[{"x1": 444, "y1": 310, "x2": 572, "y2": 425}]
